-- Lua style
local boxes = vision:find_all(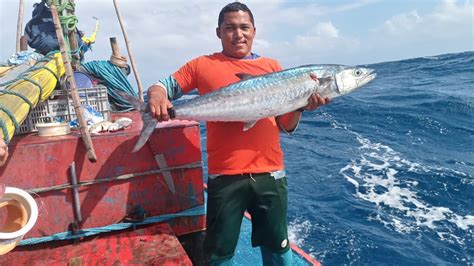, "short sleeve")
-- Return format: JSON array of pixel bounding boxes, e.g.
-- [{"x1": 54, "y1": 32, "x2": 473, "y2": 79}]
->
[{"x1": 172, "y1": 57, "x2": 199, "y2": 94}]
